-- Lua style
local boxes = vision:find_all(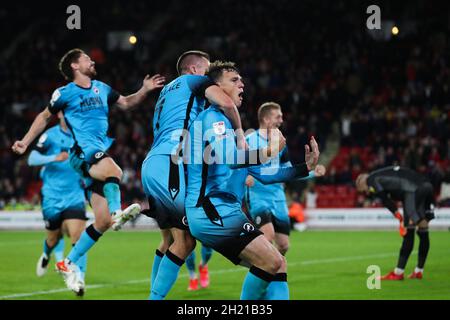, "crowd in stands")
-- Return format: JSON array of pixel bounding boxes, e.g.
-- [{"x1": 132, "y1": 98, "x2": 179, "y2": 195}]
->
[{"x1": 1, "y1": 1, "x2": 448, "y2": 209}]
